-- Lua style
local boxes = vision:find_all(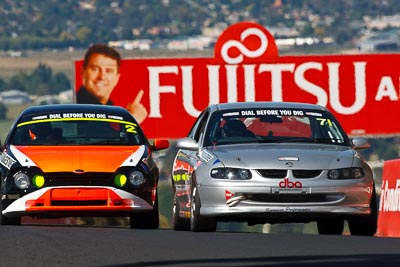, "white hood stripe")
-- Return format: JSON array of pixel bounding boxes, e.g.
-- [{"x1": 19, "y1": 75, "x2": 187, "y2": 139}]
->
[
  {"x1": 10, "y1": 145, "x2": 36, "y2": 167},
  {"x1": 121, "y1": 145, "x2": 145, "y2": 166}
]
